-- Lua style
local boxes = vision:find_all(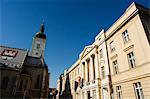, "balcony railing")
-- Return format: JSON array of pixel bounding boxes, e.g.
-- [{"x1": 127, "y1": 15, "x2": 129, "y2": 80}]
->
[{"x1": 82, "y1": 78, "x2": 101, "y2": 87}]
